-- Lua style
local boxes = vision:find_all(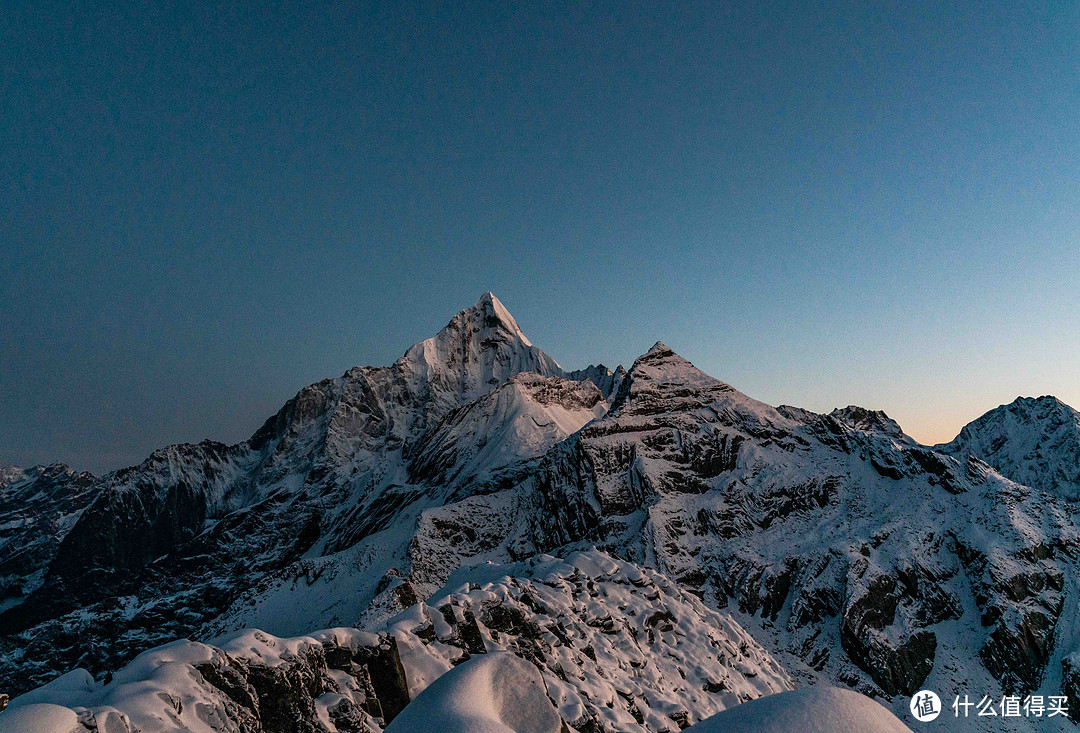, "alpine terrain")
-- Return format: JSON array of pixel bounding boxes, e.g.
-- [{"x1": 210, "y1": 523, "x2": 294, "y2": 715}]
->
[{"x1": 2, "y1": 293, "x2": 1079, "y2": 732}]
